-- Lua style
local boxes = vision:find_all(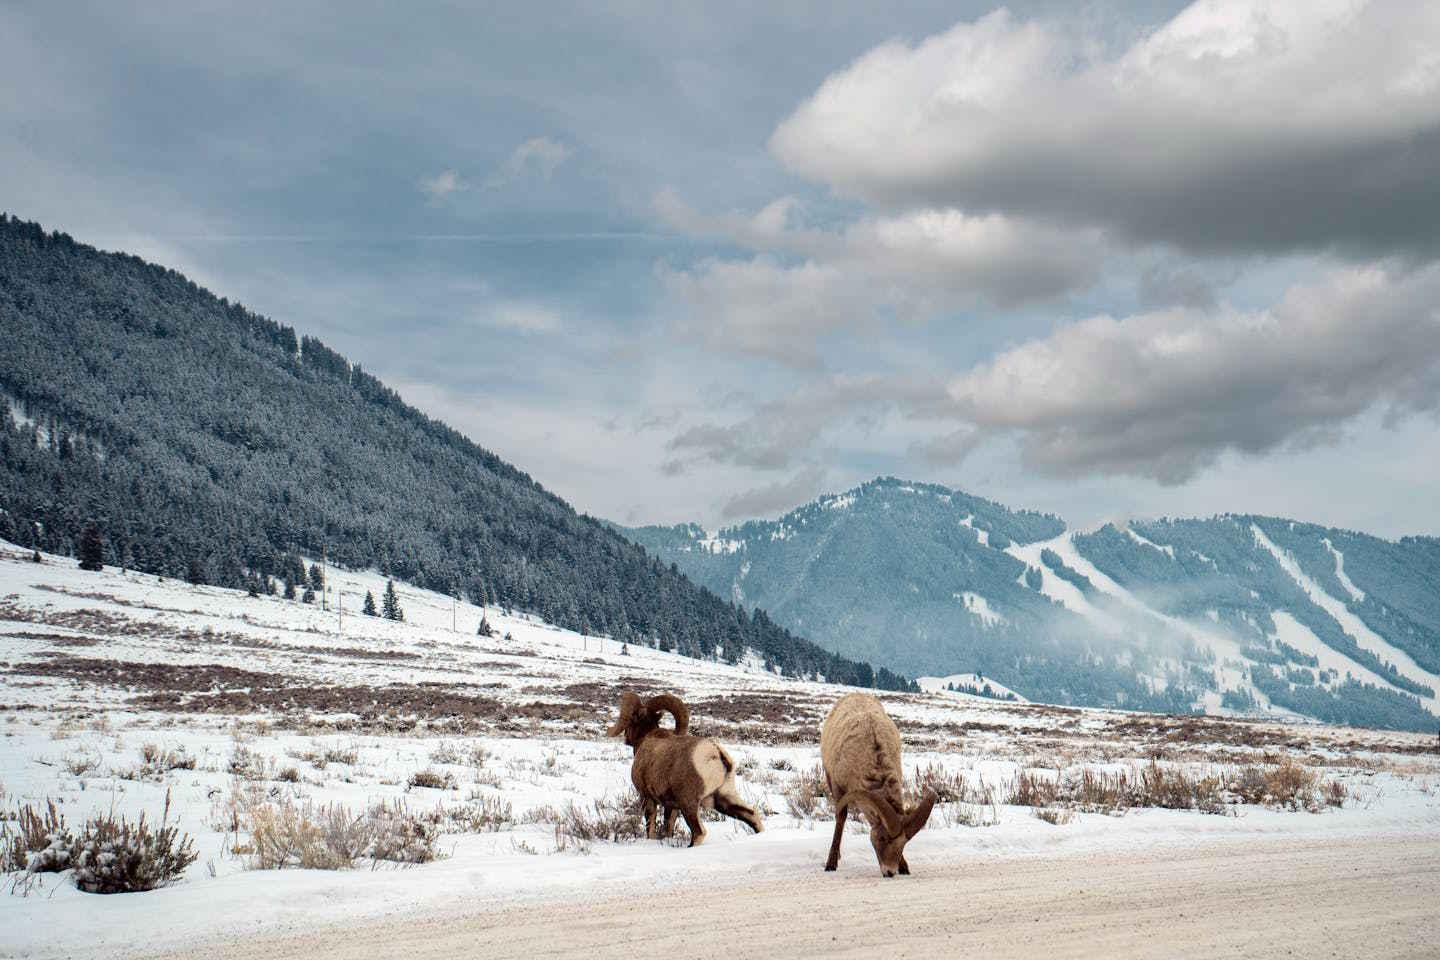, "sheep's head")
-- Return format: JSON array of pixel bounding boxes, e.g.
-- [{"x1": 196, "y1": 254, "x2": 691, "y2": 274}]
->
[
  {"x1": 839, "y1": 788, "x2": 937, "y2": 877},
  {"x1": 606, "y1": 691, "x2": 690, "y2": 748}
]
